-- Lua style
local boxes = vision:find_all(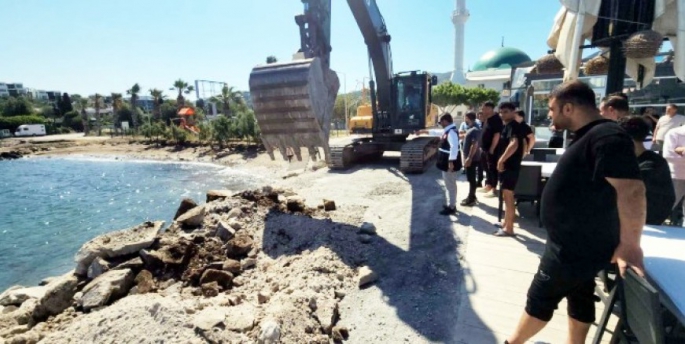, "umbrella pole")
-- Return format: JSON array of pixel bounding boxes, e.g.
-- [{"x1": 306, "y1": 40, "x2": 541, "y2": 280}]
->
[{"x1": 605, "y1": 39, "x2": 627, "y2": 96}]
